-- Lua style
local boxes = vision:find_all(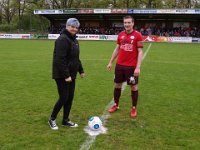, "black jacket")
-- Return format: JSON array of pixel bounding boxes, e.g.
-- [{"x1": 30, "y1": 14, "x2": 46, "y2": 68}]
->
[{"x1": 52, "y1": 29, "x2": 84, "y2": 79}]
